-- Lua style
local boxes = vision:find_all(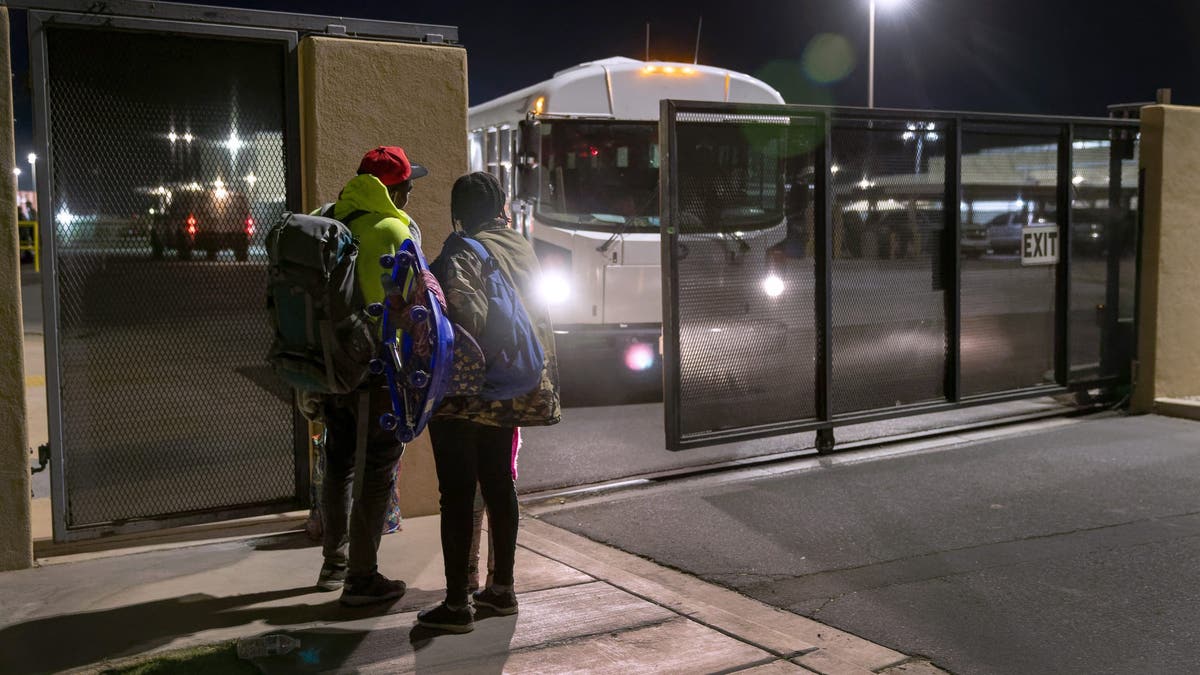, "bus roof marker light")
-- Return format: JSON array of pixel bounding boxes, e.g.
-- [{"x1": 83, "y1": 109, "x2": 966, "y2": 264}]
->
[
  {"x1": 663, "y1": 65, "x2": 676, "y2": 74},
  {"x1": 533, "y1": 96, "x2": 545, "y2": 115}
]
